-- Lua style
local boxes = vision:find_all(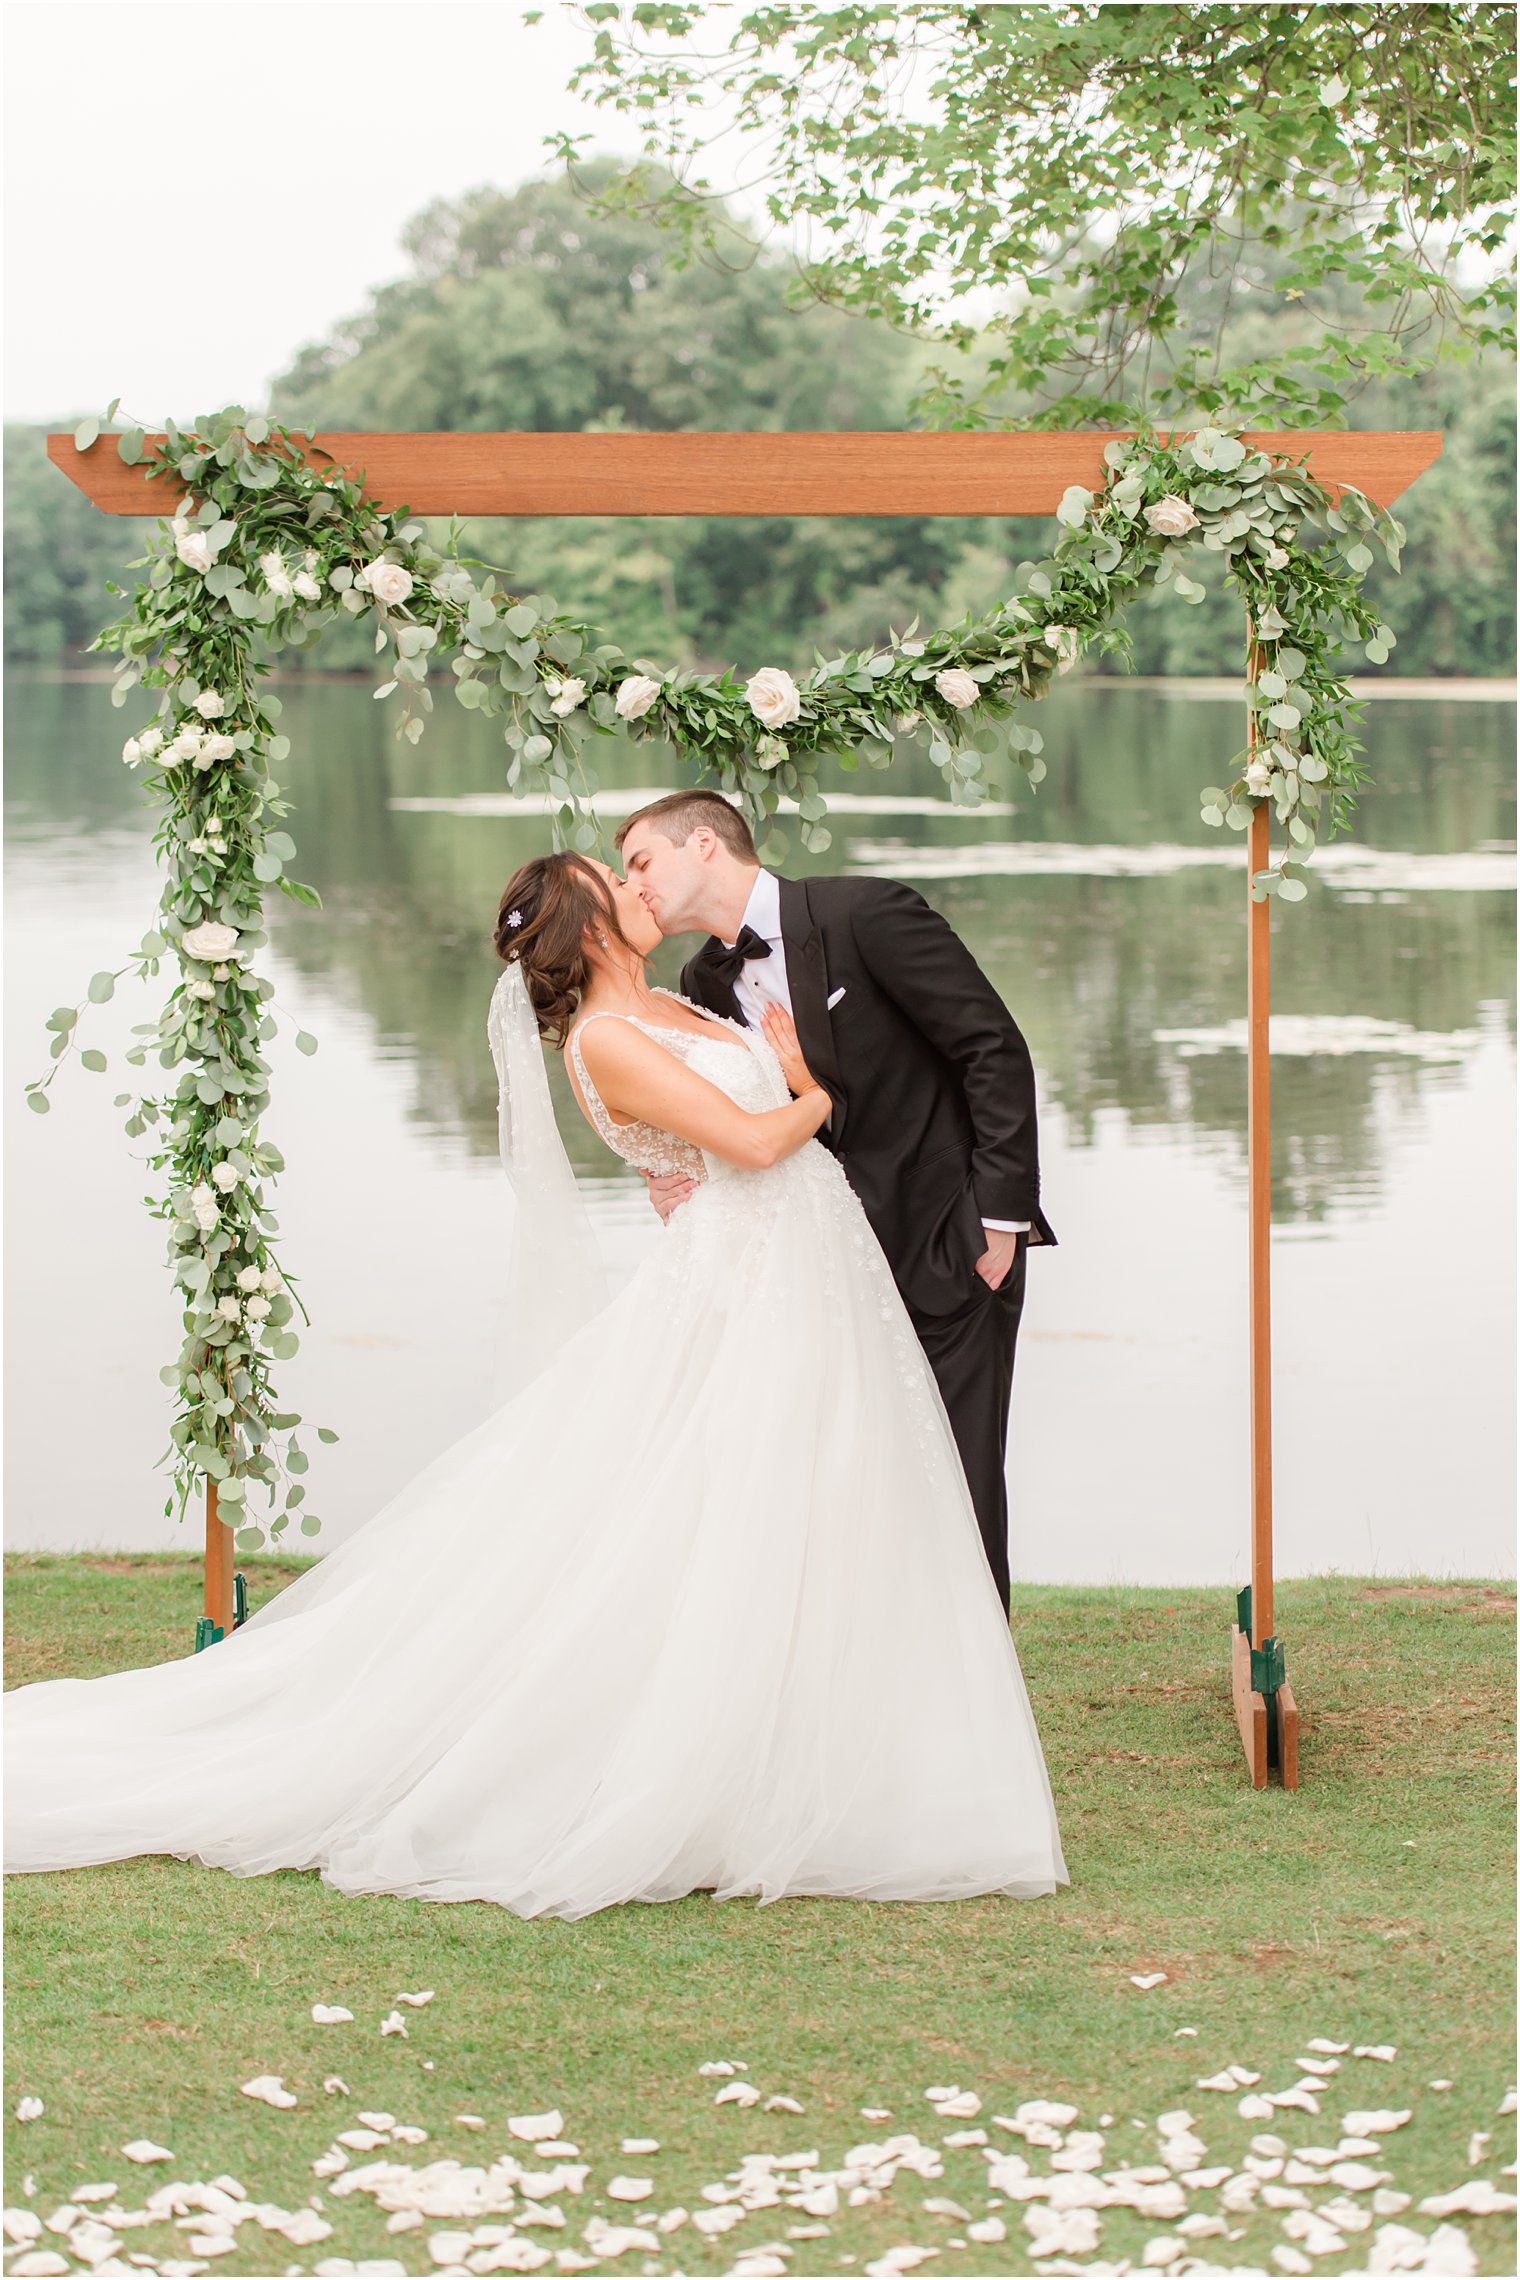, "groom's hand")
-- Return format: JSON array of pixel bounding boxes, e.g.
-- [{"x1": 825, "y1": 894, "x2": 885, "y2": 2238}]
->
[
  {"x1": 645, "y1": 1170, "x2": 698, "y2": 1222},
  {"x1": 975, "y1": 1226, "x2": 1020, "y2": 1291}
]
